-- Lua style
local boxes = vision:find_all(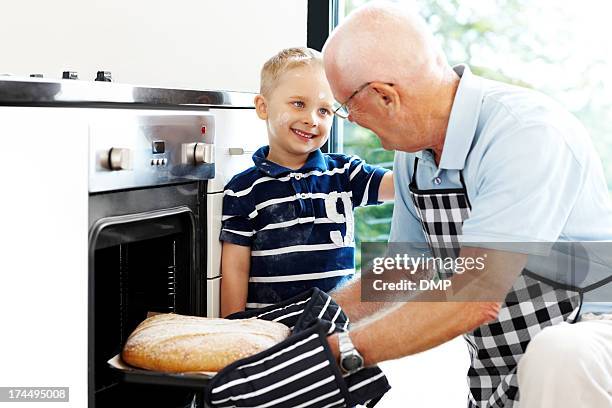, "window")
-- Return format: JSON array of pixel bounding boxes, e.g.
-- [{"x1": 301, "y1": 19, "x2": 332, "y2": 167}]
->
[{"x1": 332, "y1": 0, "x2": 612, "y2": 269}]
